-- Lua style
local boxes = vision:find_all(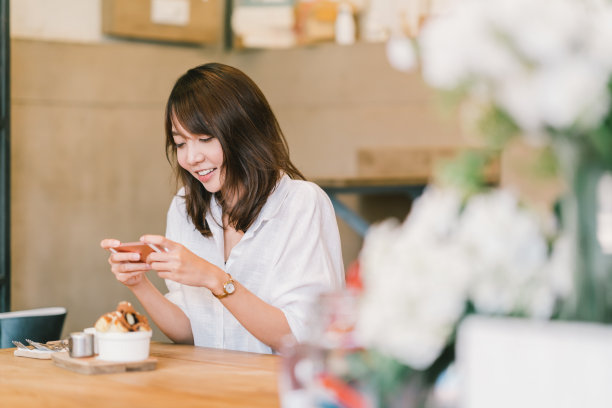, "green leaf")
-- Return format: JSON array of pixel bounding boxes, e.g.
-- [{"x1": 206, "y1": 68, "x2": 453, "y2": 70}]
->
[
  {"x1": 478, "y1": 106, "x2": 520, "y2": 150},
  {"x1": 435, "y1": 150, "x2": 493, "y2": 196},
  {"x1": 532, "y1": 146, "x2": 560, "y2": 178}
]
